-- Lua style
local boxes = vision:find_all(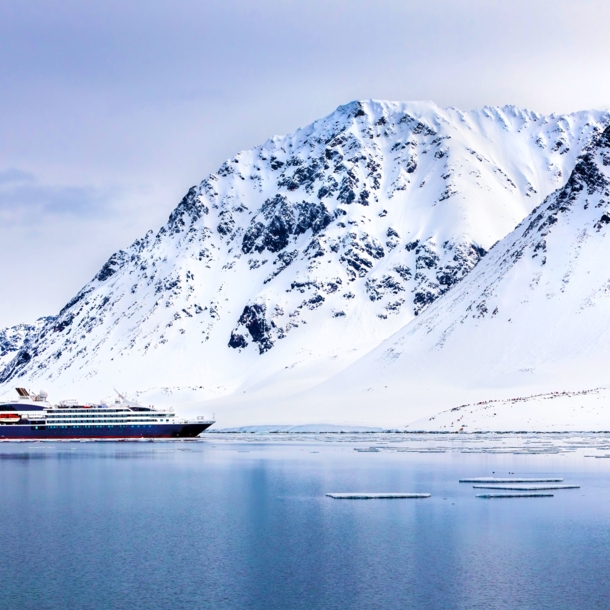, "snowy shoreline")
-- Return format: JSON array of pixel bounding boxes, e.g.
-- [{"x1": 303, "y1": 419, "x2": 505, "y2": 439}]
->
[{"x1": 209, "y1": 428, "x2": 610, "y2": 434}]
